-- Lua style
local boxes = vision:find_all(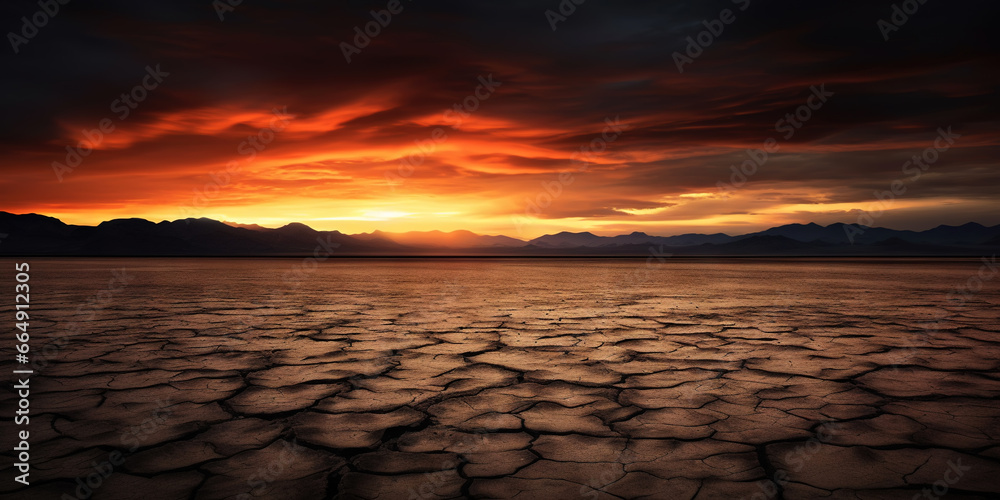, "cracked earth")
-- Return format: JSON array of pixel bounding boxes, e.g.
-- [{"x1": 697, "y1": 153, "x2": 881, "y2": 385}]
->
[{"x1": 1, "y1": 258, "x2": 998, "y2": 499}]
